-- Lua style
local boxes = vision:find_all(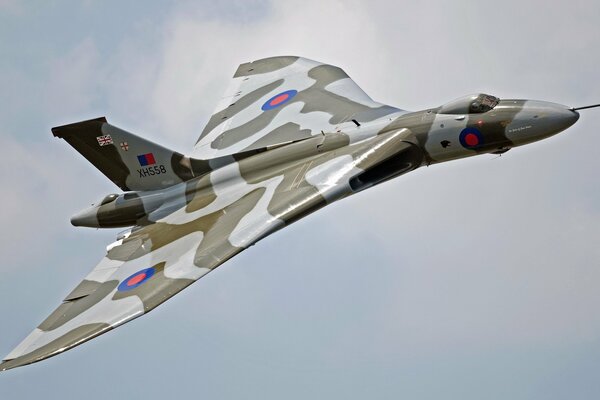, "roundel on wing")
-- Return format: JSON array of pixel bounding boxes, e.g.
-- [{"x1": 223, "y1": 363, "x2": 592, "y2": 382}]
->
[
  {"x1": 117, "y1": 267, "x2": 156, "y2": 292},
  {"x1": 459, "y1": 127, "x2": 484, "y2": 149},
  {"x1": 261, "y1": 90, "x2": 298, "y2": 111}
]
